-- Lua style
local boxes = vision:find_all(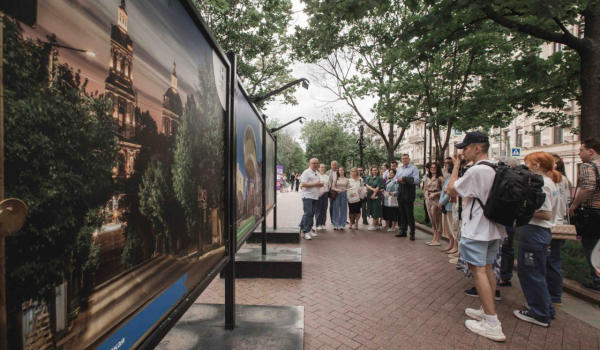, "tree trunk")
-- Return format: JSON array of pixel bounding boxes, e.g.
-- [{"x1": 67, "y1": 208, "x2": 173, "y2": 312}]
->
[
  {"x1": 580, "y1": 7, "x2": 600, "y2": 140},
  {"x1": 387, "y1": 146, "x2": 395, "y2": 165}
]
